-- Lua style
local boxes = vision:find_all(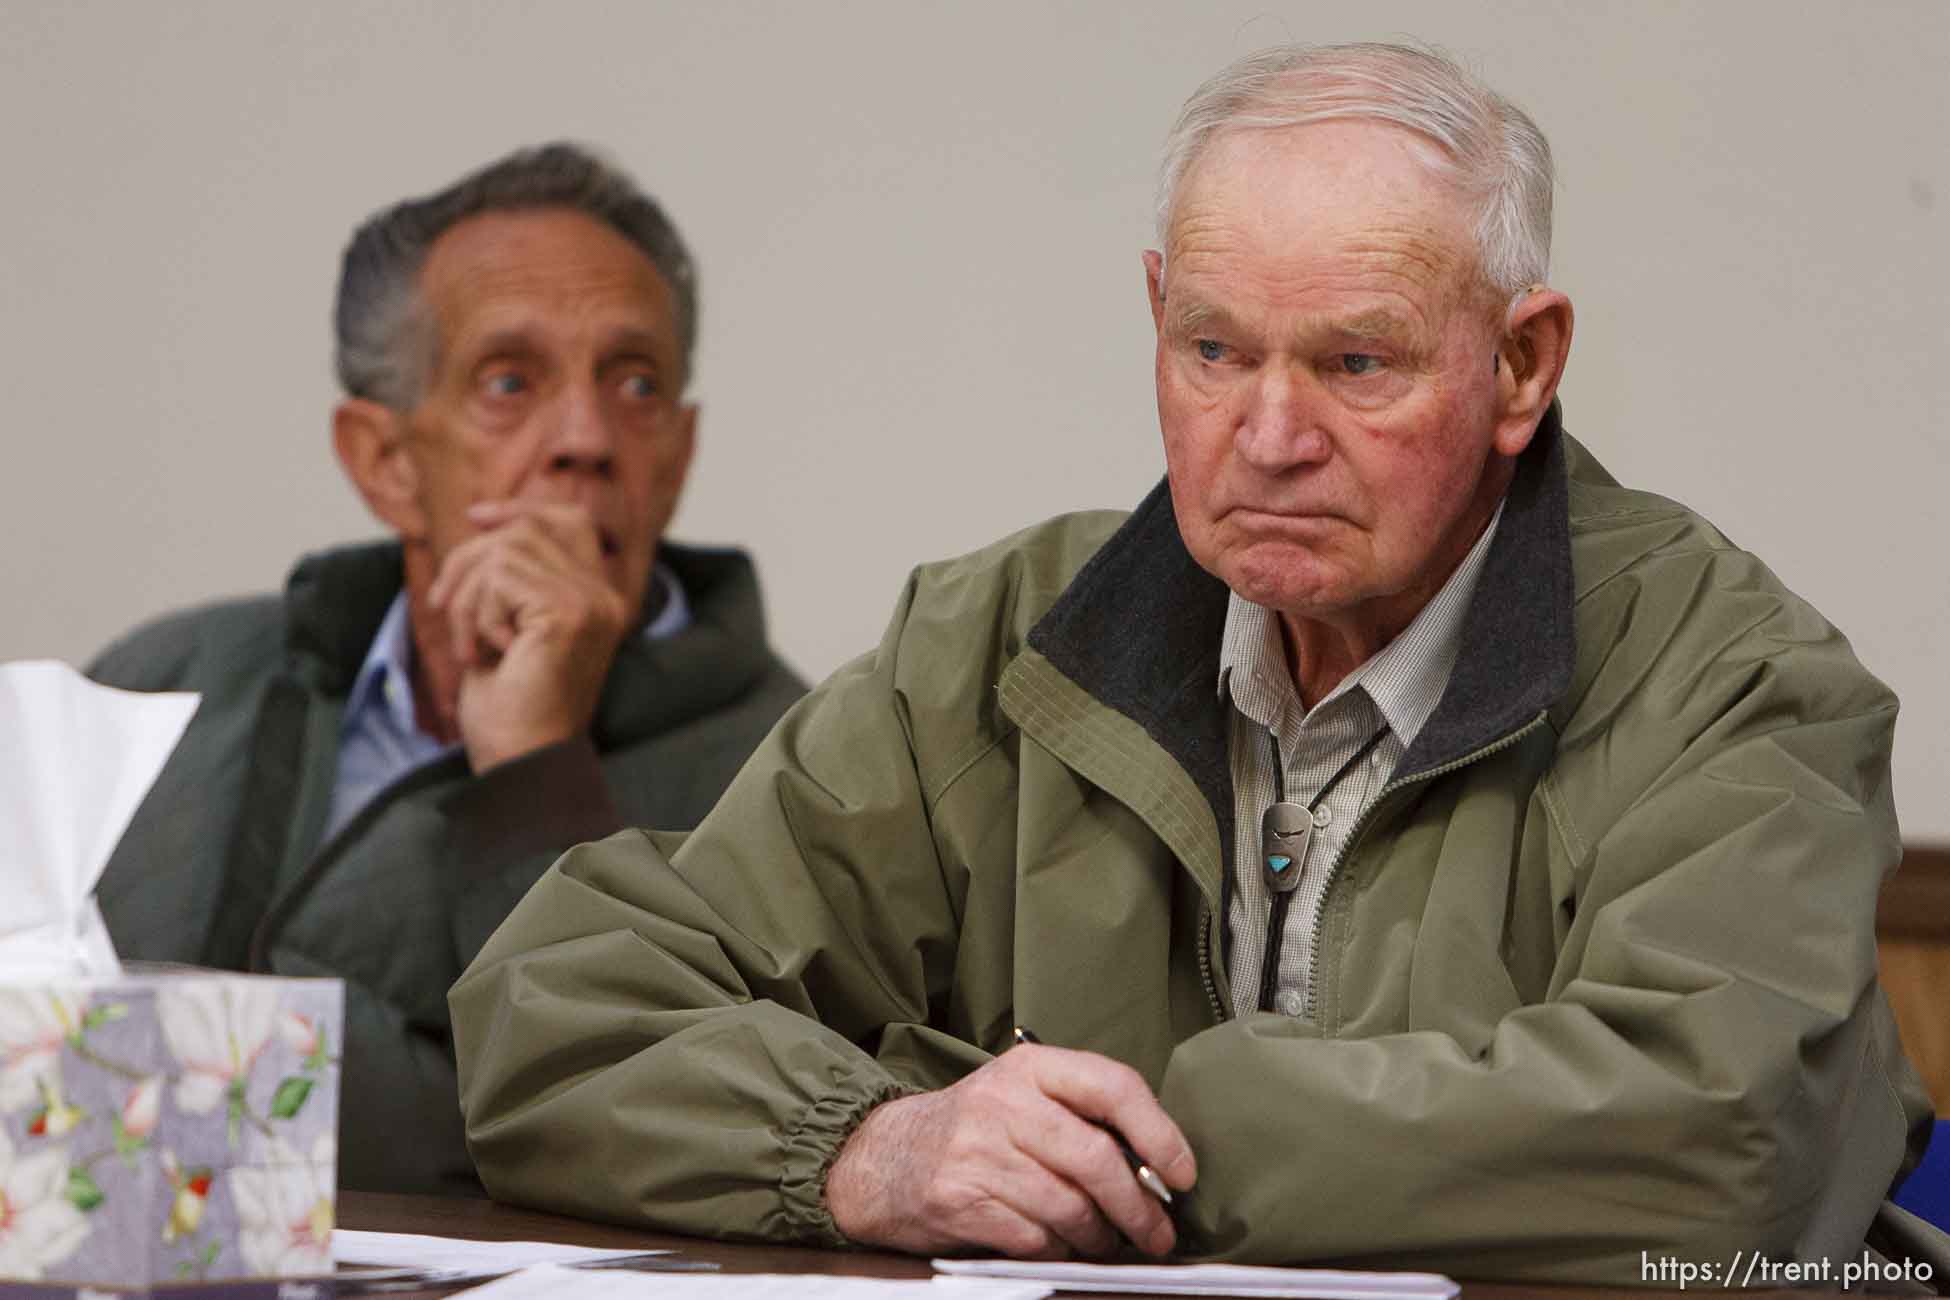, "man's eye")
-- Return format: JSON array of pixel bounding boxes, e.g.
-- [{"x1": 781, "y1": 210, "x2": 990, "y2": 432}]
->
[
  {"x1": 618, "y1": 373, "x2": 659, "y2": 400},
  {"x1": 1340, "y1": 354, "x2": 1383, "y2": 376},
  {"x1": 1196, "y1": 339, "x2": 1226, "y2": 362},
  {"x1": 482, "y1": 372, "x2": 527, "y2": 397}
]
